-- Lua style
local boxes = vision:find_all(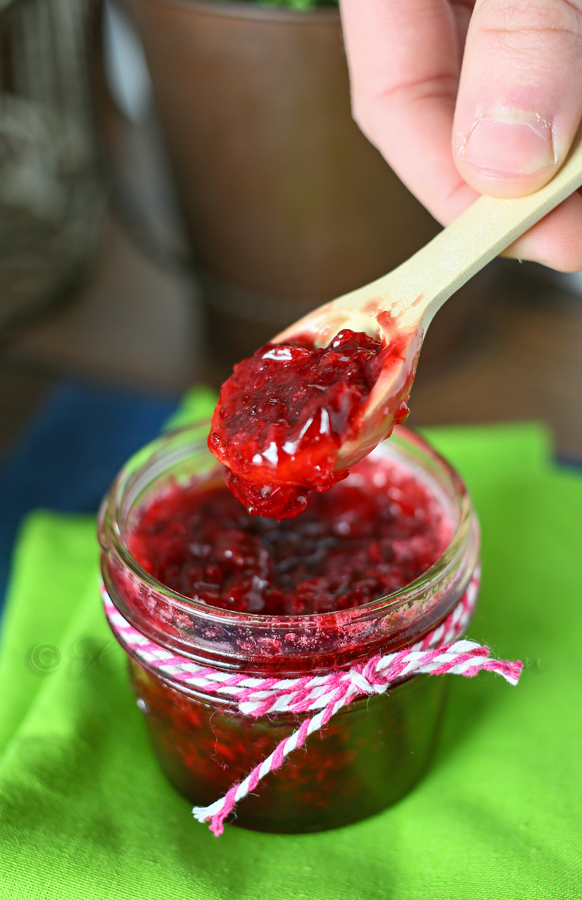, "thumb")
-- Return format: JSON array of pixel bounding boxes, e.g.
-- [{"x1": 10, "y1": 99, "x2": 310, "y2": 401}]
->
[{"x1": 453, "y1": 0, "x2": 582, "y2": 199}]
